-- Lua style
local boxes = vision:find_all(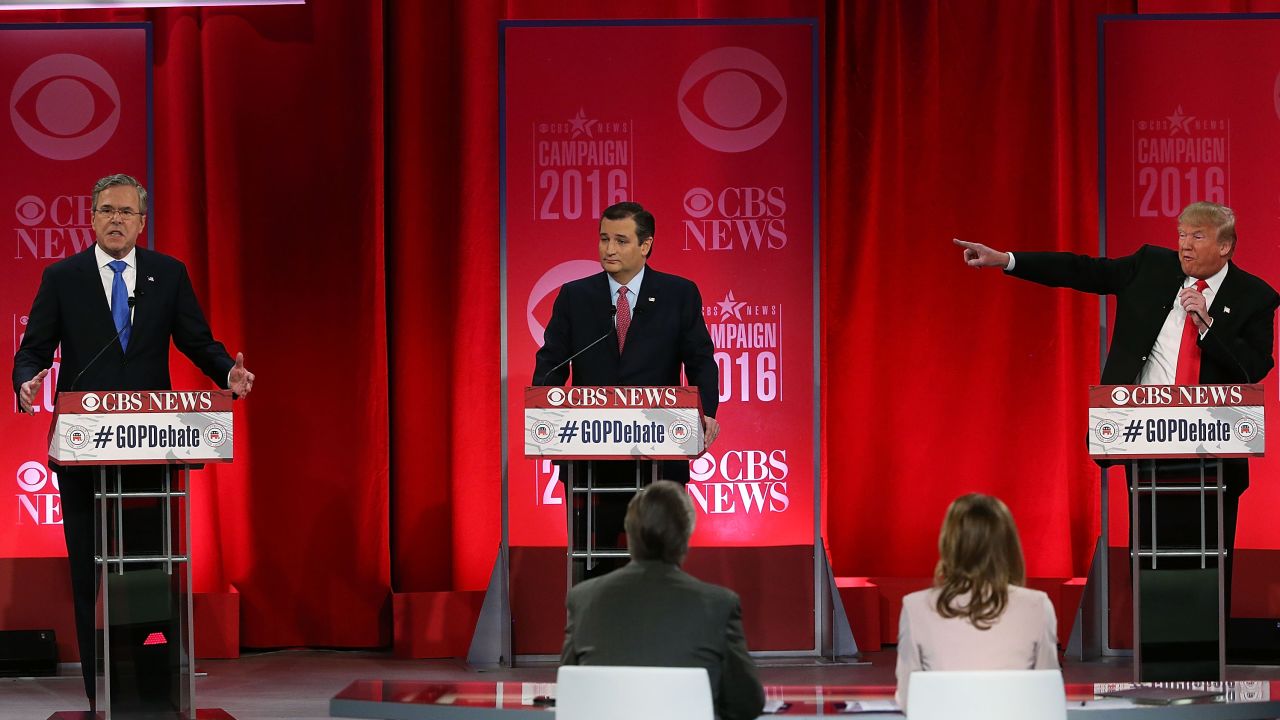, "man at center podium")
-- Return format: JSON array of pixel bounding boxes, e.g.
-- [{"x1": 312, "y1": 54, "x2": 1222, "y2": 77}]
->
[{"x1": 534, "y1": 201, "x2": 720, "y2": 576}]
